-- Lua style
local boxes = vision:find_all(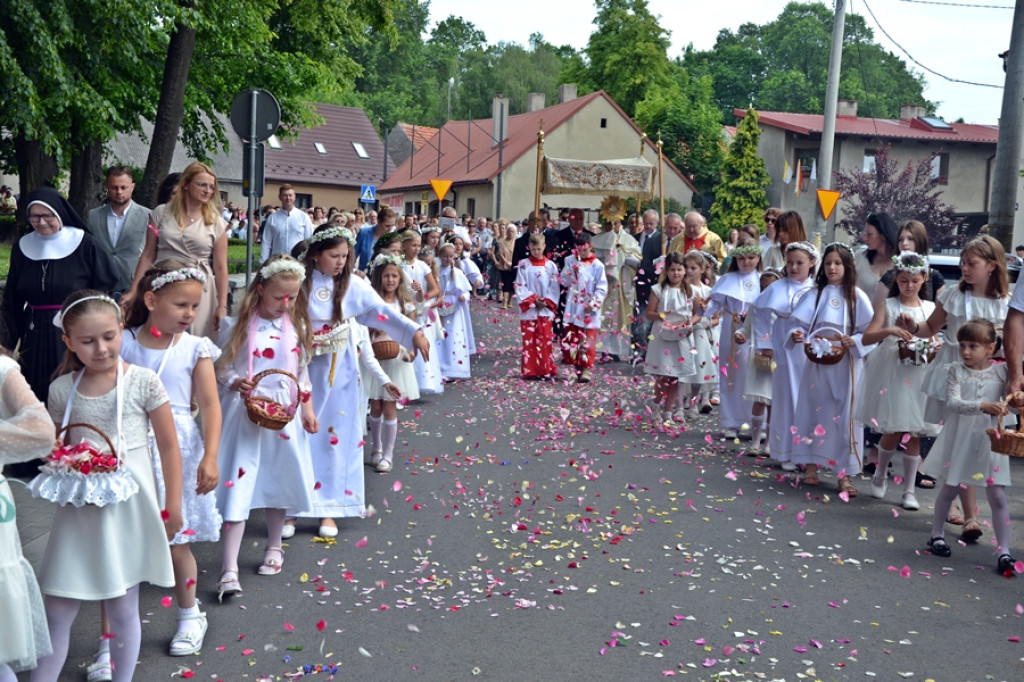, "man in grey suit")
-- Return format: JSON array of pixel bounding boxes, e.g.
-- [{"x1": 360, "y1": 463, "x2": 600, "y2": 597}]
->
[
  {"x1": 630, "y1": 209, "x2": 662, "y2": 361},
  {"x1": 87, "y1": 166, "x2": 151, "y2": 294}
]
